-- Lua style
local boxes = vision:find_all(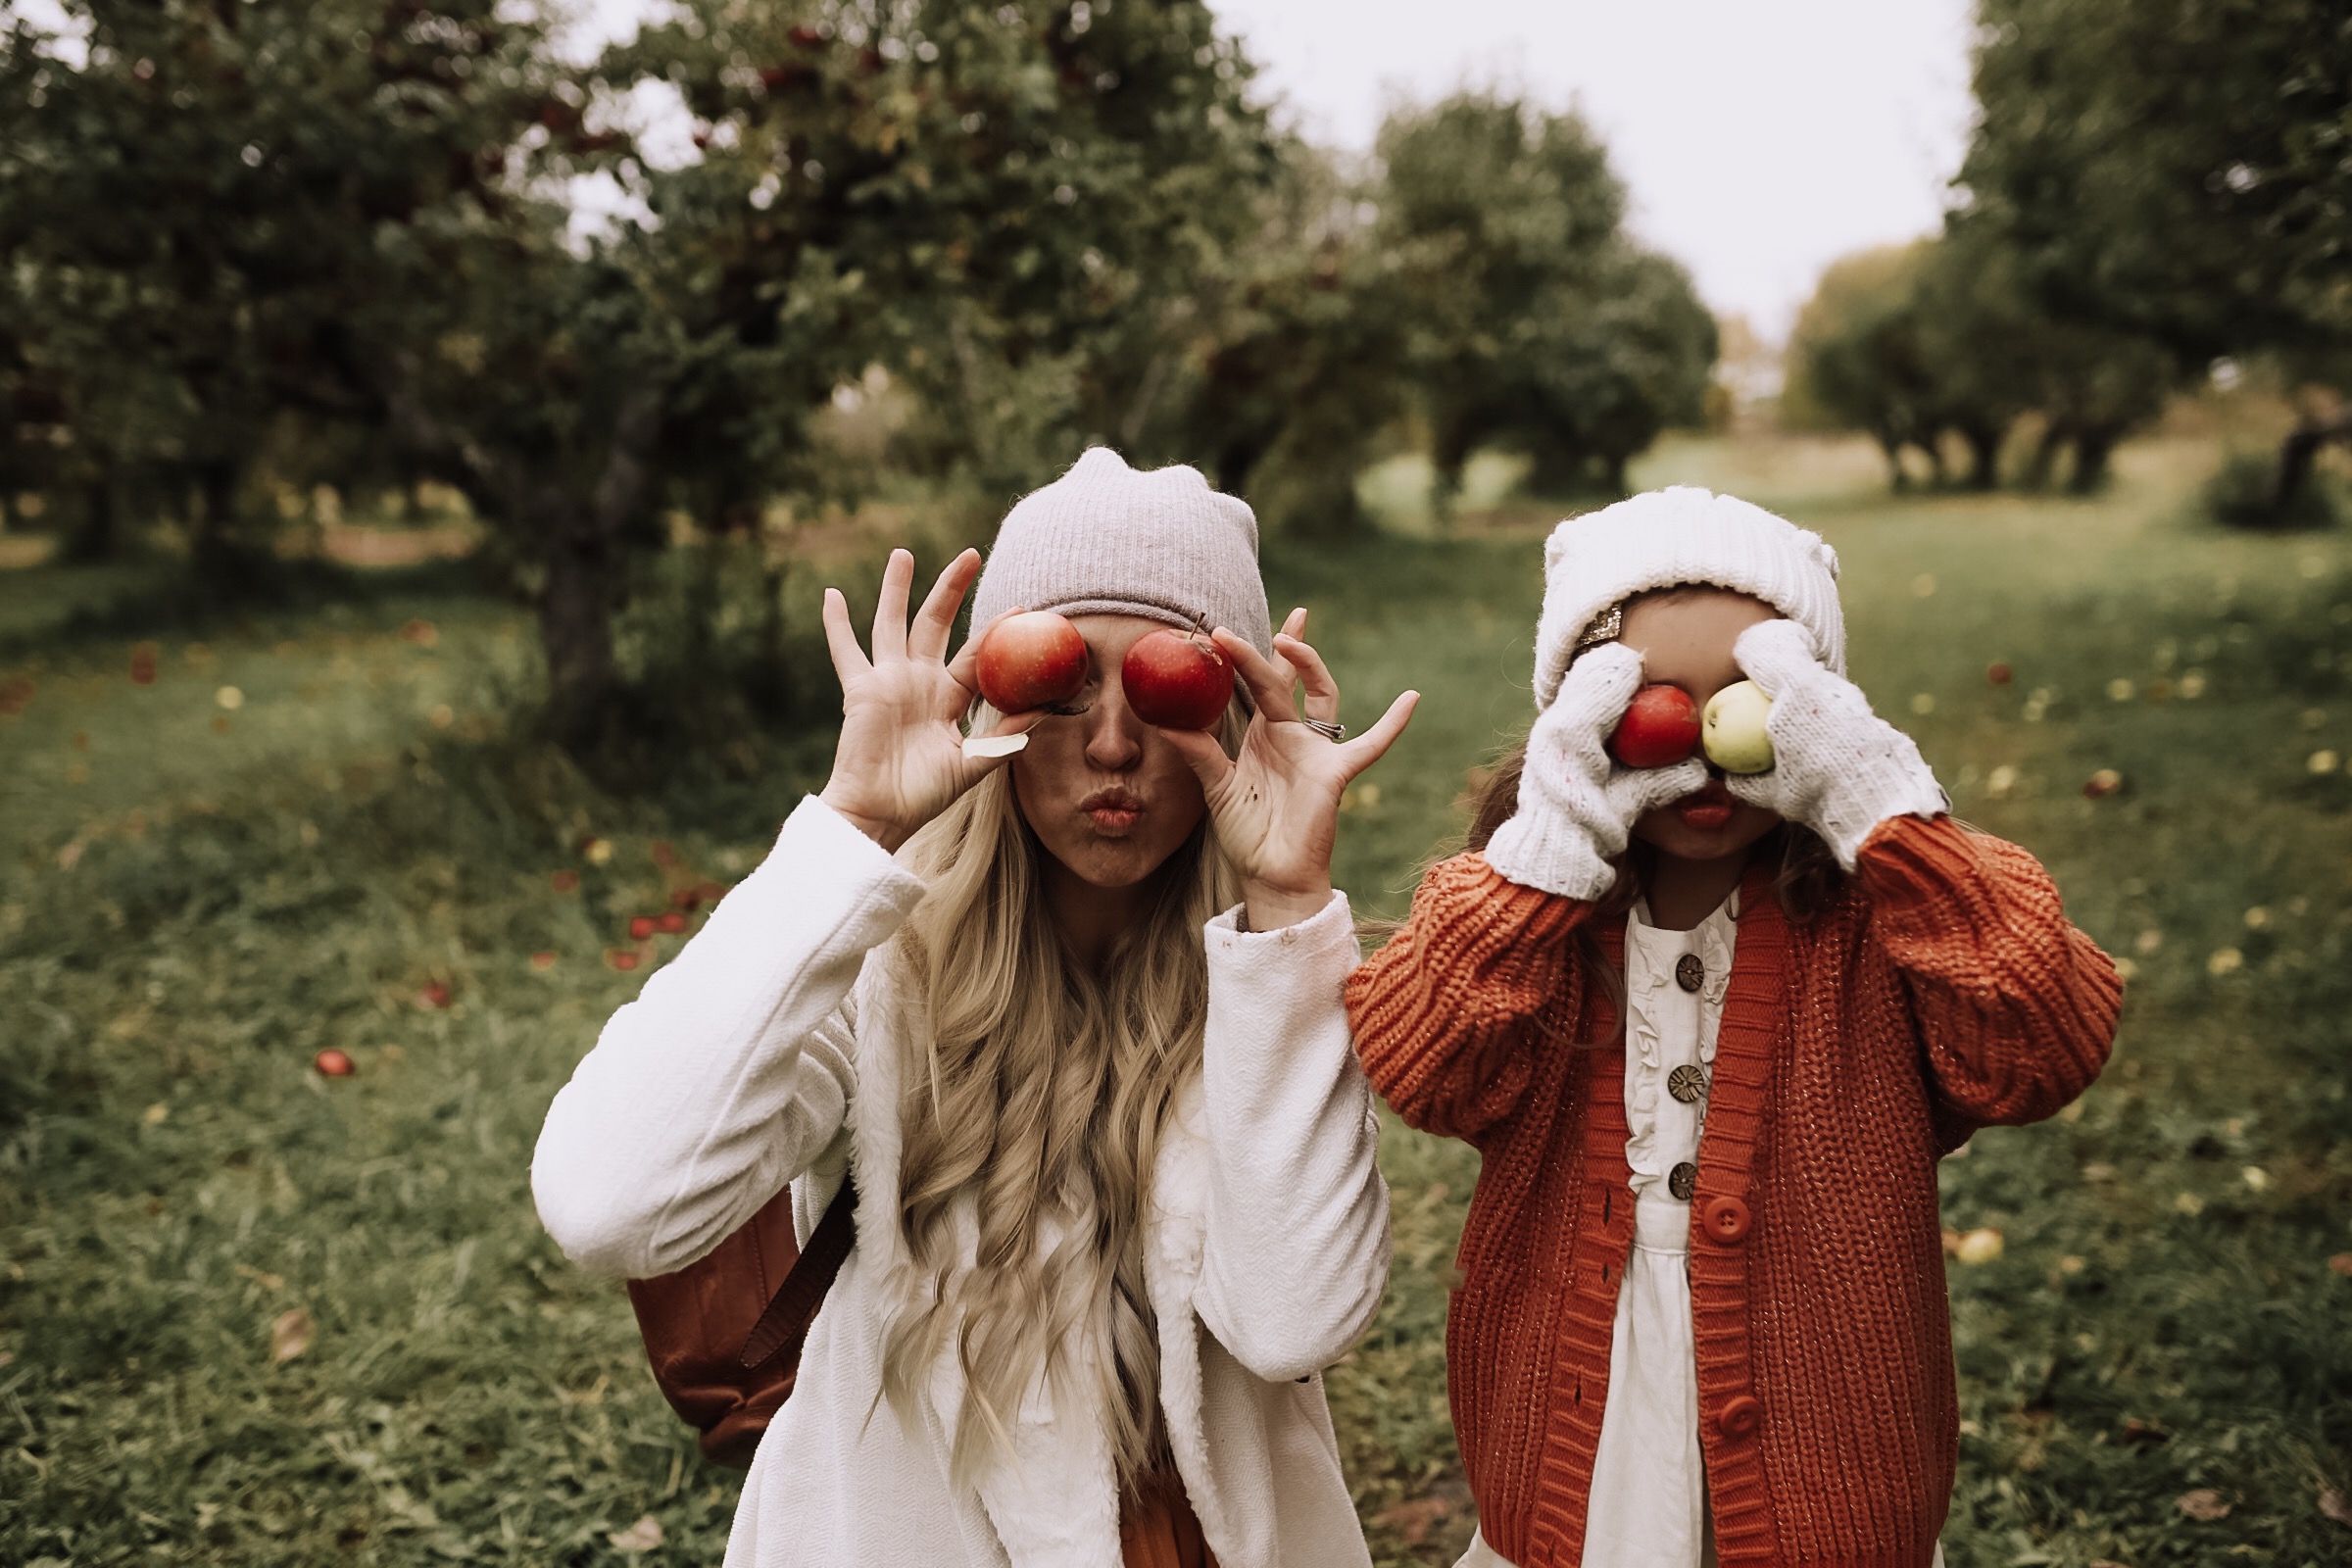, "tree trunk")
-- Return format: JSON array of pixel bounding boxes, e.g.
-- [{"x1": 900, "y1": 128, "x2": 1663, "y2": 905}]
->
[
  {"x1": 191, "y1": 459, "x2": 246, "y2": 581},
  {"x1": 2069, "y1": 426, "x2": 2119, "y2": 494},
  {"x1": 2274, "y1": 411, "x2": 2352, "y2": 514},
  {"x1": 539, "y1": 386, "x2": 667, "y2": 755},
  {"x1": 1876, "y1": 434, "x2": 1908, "y2": 492},
  {"x1": 63, "y1": 476, "x2": 117, "y2": 563},
  {"x1": 538, "y1": 499, "x2": 621, "y2": 750},
  {"x1": 1961, "y1": 425, "x2": 2002, "y2": 491},
  {"x1": 2026, "y1": 417, "x2": 2071, "y2": 490}
]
